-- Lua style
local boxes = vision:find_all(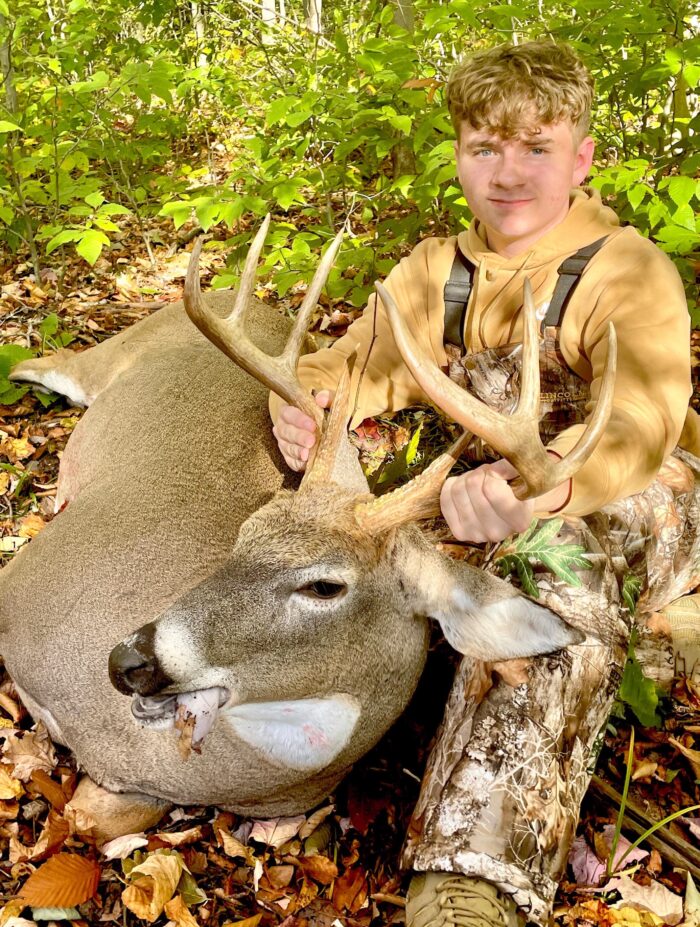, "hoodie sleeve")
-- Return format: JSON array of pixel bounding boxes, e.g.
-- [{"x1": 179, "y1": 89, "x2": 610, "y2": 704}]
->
[
  {"x1": 547, "y1": 230, "x2": 691, "y2": 516},
  {"x1": 269, "y1": 237, "x2": 455, "y2": 428}
]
